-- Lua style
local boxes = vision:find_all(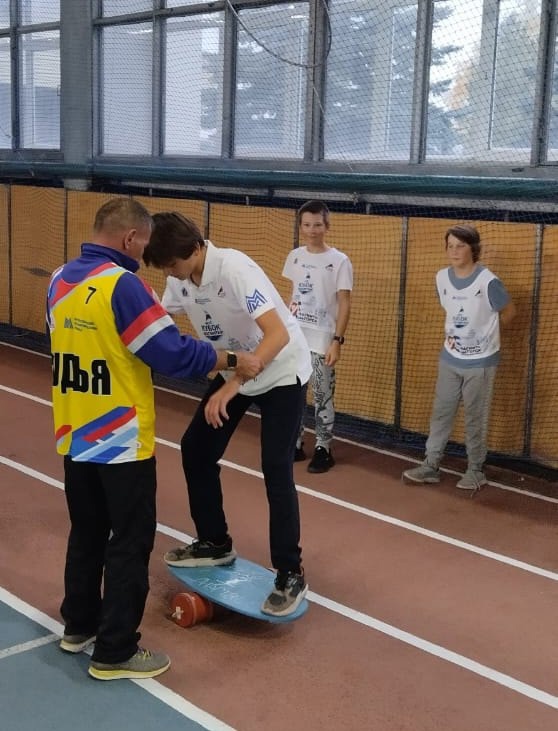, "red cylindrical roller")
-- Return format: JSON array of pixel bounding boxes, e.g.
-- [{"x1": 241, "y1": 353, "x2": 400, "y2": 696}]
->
[{"x1": 170, "y1": 591, "x2": 214, "y2": 627}]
